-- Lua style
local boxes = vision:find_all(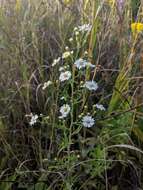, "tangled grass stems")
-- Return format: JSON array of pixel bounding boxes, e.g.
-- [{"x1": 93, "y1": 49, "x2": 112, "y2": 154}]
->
[{"x1": 1, "y1": 0, "x2": 143, "y2": 189}]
